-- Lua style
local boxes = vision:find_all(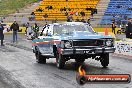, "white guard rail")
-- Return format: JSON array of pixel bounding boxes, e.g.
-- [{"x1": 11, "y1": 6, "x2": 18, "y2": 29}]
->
[{"x1": 115, "y1": 39, "x2": 132, "y2": 56}]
